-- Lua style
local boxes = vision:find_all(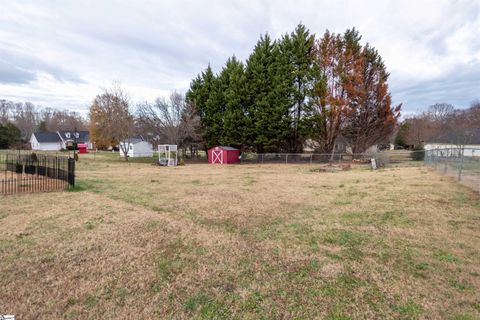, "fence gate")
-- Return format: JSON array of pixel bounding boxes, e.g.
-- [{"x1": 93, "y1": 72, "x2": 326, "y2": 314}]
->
[{"x1": 0, "y1": 152, "x2": 75, "y2": 195}]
